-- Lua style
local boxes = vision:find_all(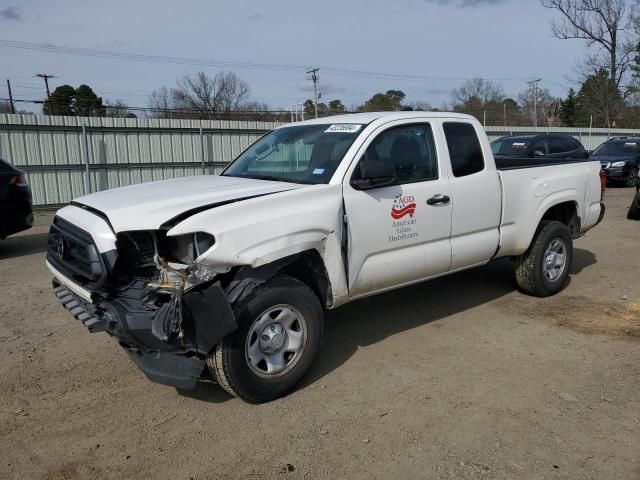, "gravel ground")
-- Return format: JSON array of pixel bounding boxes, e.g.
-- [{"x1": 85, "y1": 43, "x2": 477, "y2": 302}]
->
[{"x1": 1, "y1": 188, "x2": 639, "y2": 480}]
